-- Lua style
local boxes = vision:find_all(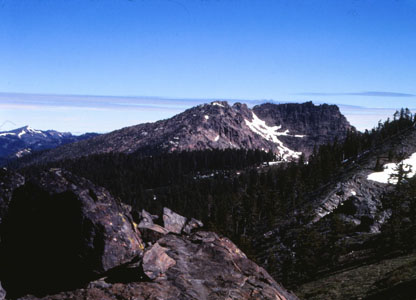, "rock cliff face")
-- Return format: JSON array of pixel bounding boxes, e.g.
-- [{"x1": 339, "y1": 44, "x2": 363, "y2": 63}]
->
[
  {"x1": 19, "y1": 101, "x2": 353, "y2": 166},
  {"x1": 0, "y1": 168, "x2": 297, "y2": 300},
  {"x1": 253, "y1": 102, "x2": 354, "y2": 157}
]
